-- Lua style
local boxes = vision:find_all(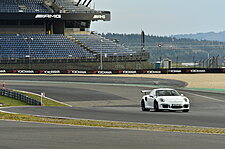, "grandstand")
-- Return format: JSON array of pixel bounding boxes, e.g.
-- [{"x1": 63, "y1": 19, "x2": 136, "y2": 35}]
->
[
  {"x1": 0, "y1": 0, "x2": 149, "y2": 70},
  {"x1": 0, "y1": 0, "x2": 50, "y2": 13},
  {"x1": 69, "y1": 34, "x2": 135, "y2": 56},
  {"x1": 54, "y1": 0, "x2": 95, "y2": 13},
  {"x1": 0, "y1": 34, "x2": 93, "y2": 58}
]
